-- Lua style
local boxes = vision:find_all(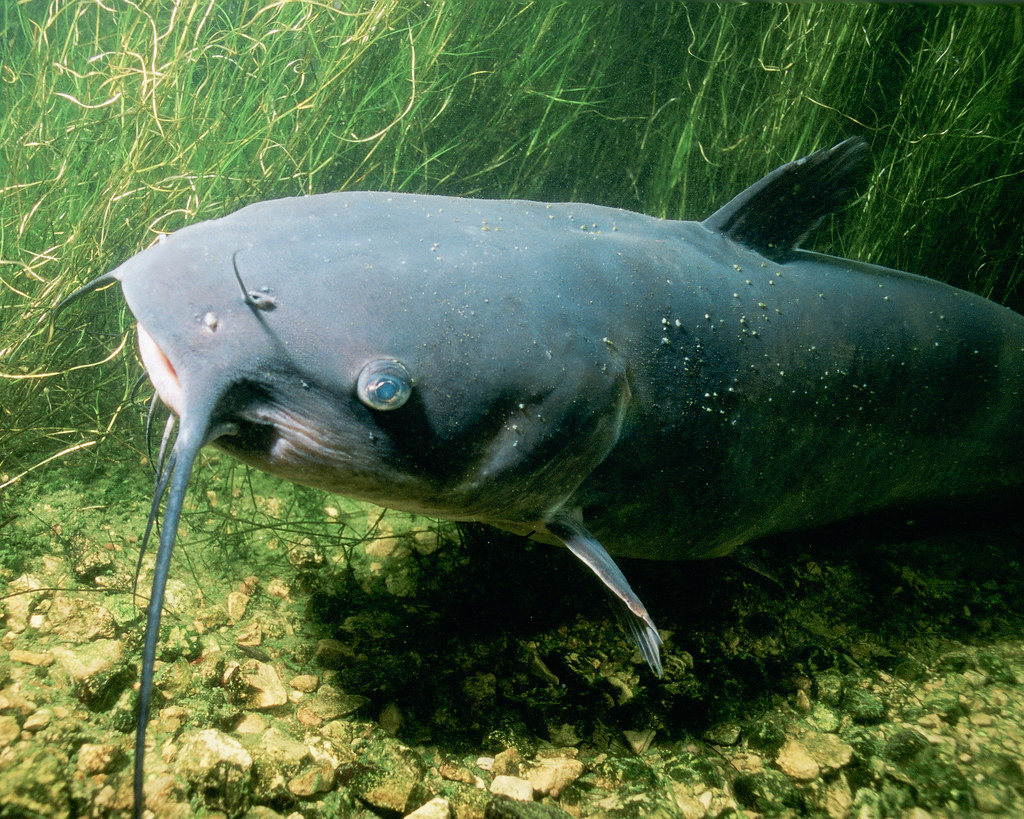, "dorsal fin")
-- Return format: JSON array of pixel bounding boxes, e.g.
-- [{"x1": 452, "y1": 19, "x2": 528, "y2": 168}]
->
[{"x1": 702, "y1": 137, "x2": 870, "y2": 262}]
